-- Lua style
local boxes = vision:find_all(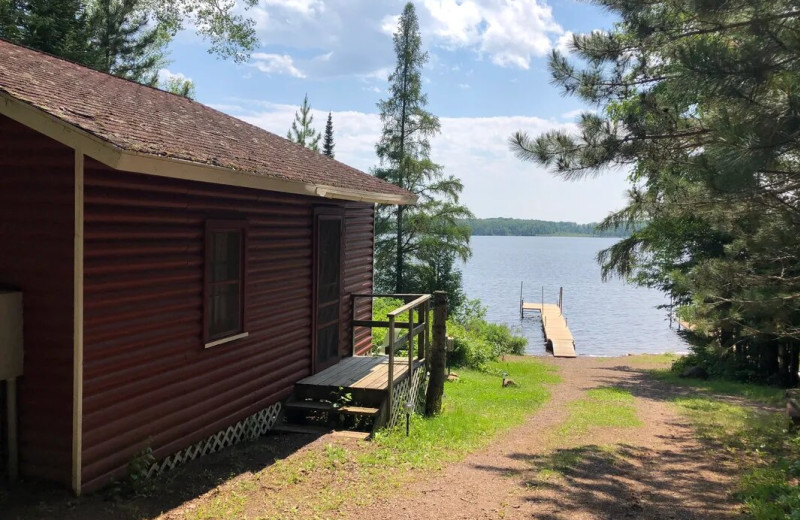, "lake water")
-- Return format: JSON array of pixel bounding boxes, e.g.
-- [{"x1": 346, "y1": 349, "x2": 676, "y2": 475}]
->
[{"x1": 460, "y1": 236, "x2": 688, "y2": 357}]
